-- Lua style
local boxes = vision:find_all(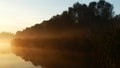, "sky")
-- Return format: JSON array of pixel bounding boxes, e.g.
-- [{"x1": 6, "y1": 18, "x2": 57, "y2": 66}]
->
[{"x1": 0, "y1": 0, "x2": 120, "y2": 33}]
